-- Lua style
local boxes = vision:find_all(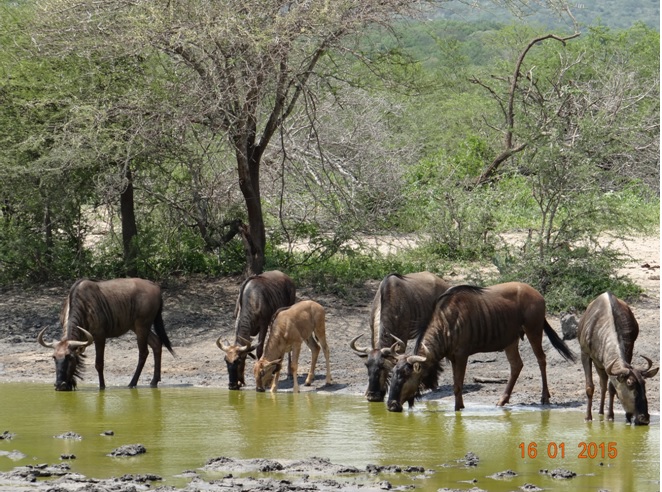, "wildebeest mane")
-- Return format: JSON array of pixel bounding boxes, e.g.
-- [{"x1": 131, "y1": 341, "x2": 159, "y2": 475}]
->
[
  {"x1": 235, "y1": 274, "x2": 295, "y2": 341},
  {"x1": 607, "y1": 291, "x2": 638, "y2": 364},
  {"x1": 375, "y1": 273, "x2": 443, "y2": 347},
  {"x1": 64, "y1": 279, "x2": 114, "y2": 340}
]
